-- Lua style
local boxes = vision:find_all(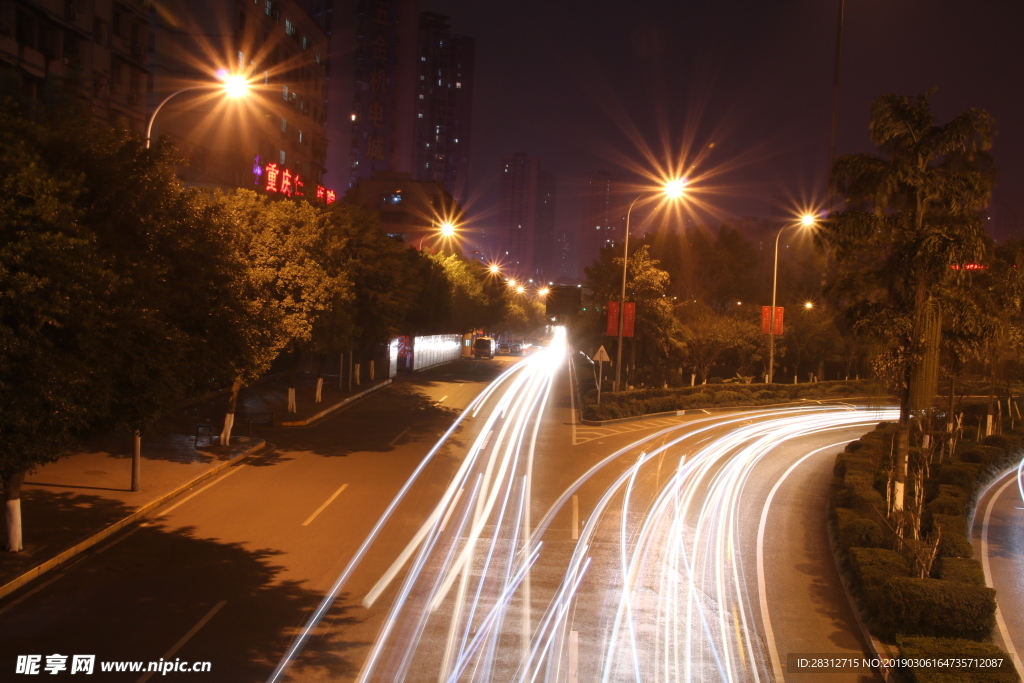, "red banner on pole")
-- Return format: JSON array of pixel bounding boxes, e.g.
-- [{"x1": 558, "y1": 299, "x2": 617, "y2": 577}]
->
[
  {"x1": 622, "y1": 302, "x2": 635, "y2": 337},
  {"x1": 606, "y1": 301, "x2": 620, "y2": 336},
  {"x1": 606, "y1": 301, "x2": 636, "y2": 337},
  {"x1": 762, "y1": 306, "x2": 785, "y2": 334}
]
